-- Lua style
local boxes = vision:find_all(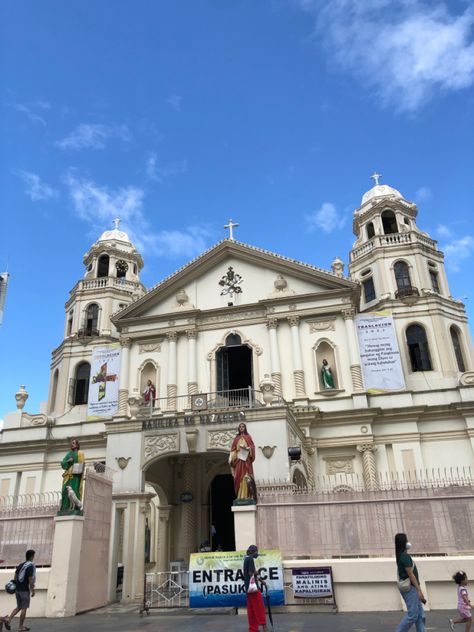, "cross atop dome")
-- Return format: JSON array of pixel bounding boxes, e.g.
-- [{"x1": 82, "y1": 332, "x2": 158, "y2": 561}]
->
[
  {"x1": 224, "y1": 219, "x2": 239, "y2": 240},
  {"x1": 370, "y1": 172, "x2": 382, "y2": 186},
  {"x1": 113, "y1": 217, "x2": 121, "y2": 230}
]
